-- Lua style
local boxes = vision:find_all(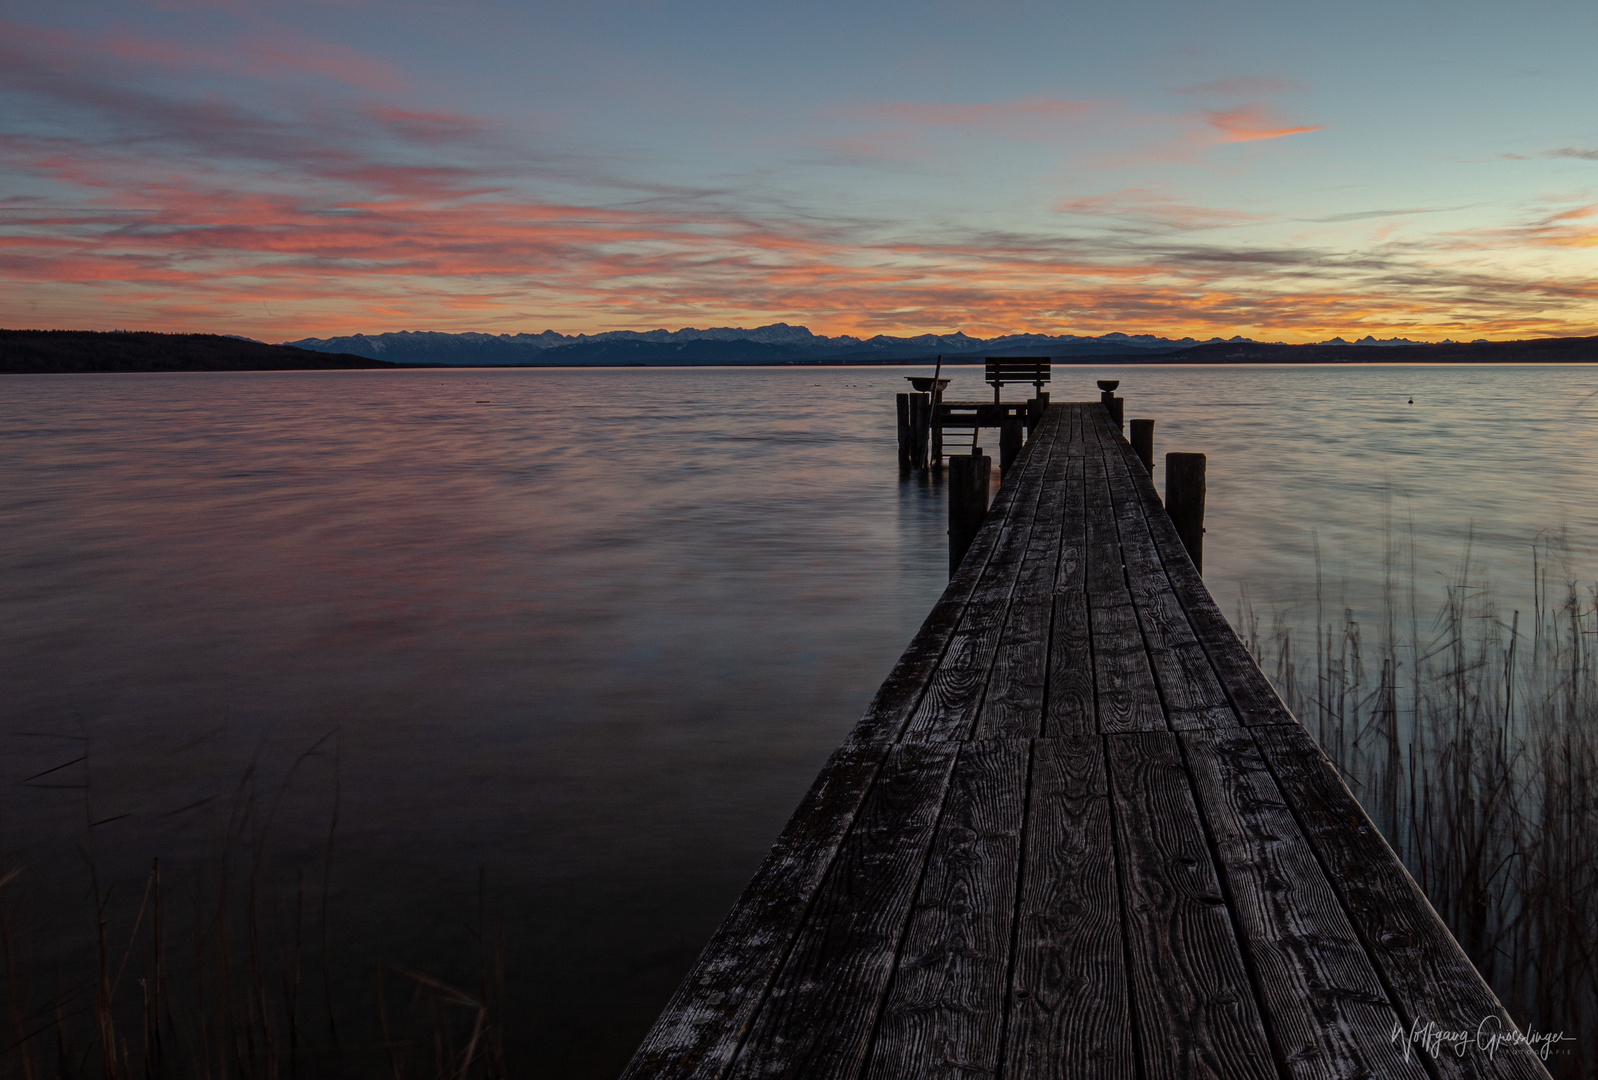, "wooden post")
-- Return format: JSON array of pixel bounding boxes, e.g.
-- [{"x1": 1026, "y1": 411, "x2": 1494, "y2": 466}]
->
[
  {"x1": 1107, "y1": 395, "x2": 1124, "y2": 431},
  {"x1": 930, "y1": 386, "x2": 943, "y2": 467},
  {"x1": 1165, "y1": 452, "x2": 1206, "y2": 573},
  {"x1": 949, "y1": 453, "x2": 991, "y2": 575},
  {"x1": 909, "y1": 392, "x2": 930, "y2": 469},
  {"x1": 1000, "y1": 411, "x2": 1023, "y2": 475},
  {"x1": 896, "y1": 393, "x2": 912, "y2": 470},
  {"x1": 1130, "y1": 418, "x2": 1154, "y2": 472},
  {"x1": 1024, "y1": 392, "x2": 1050, "y2": 436}
]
